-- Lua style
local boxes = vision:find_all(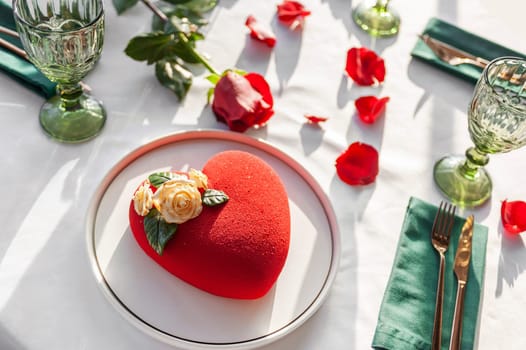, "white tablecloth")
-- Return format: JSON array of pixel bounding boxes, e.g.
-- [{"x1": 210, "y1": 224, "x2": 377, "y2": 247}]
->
[{"x1": 2, "y1": 0, "x2": 526, "y2": 349}]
